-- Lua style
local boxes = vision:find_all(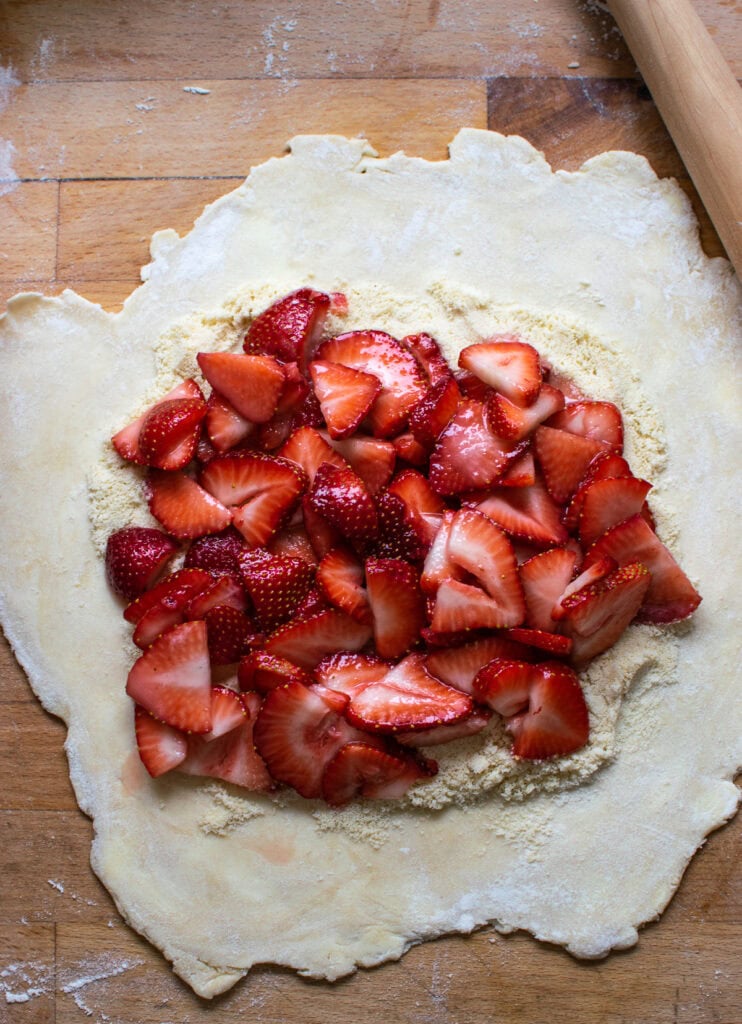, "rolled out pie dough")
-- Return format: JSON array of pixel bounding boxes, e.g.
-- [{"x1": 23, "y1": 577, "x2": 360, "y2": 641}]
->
[{"x1": 0, "y1": 131, "x2": 740, "y2": 998}]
